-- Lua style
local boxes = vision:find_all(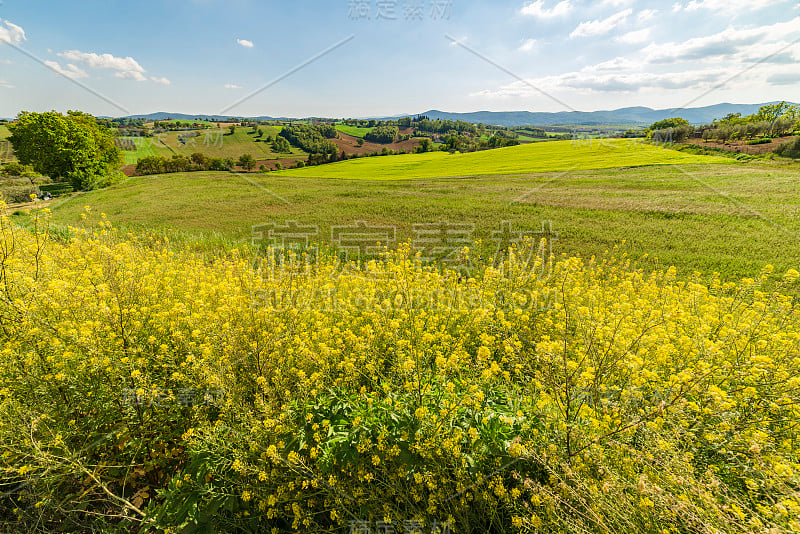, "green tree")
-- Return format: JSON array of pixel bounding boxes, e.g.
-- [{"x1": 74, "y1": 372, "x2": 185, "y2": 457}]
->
[
  {"x1": 228, "y1": 125, "x2": 236, "y2": 135},
  {"x1": 755, "y1": 102, "x2": 798, "y2": 135},
  {"x1": 237, "y1": 154, "x2": 257, "y2": 171},
  {"x1": 648, "y1": 117, "x2": 690, "y2": 131},
  {"x1": 271, "y1": 136, "x2": 292, "y2": 153},
  {"x1": 8, "y1": 110, "x2": 121, "y2": 190},
  {"x1": 190, "y1": 152, "x2": 209, "y2": 169}
]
